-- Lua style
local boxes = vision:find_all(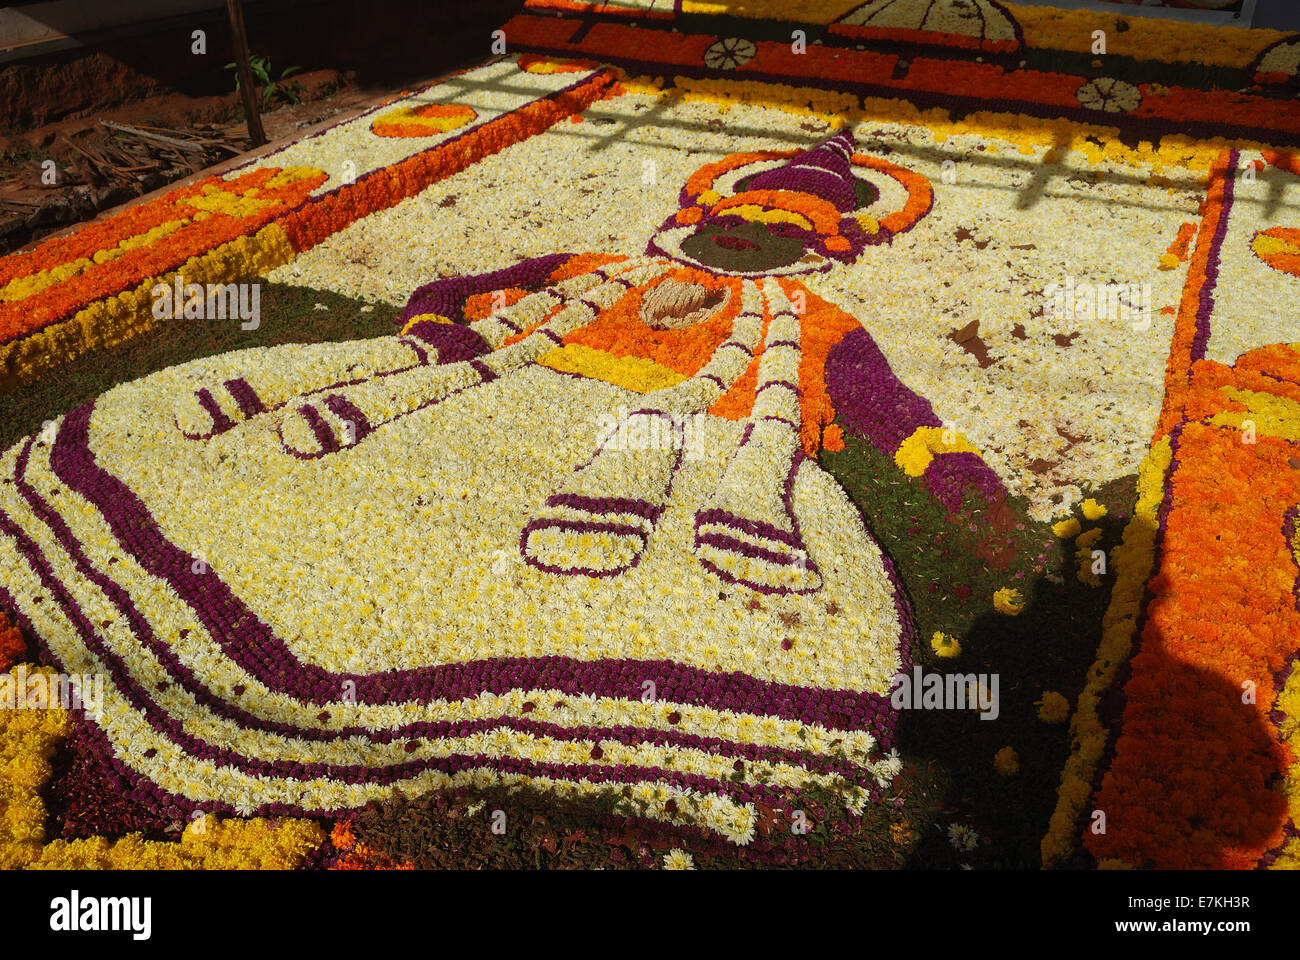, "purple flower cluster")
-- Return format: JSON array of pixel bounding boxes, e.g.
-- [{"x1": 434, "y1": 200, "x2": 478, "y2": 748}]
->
[
  {"x1": 398, "y1": 253, "x2": 572, "y2": 328},
  {"x1": 825, "y1": 326, "x2": 943, "y2": 455},
  {"x1": 923, "y1": 451, "x2": 1006, "y2": 512}
]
